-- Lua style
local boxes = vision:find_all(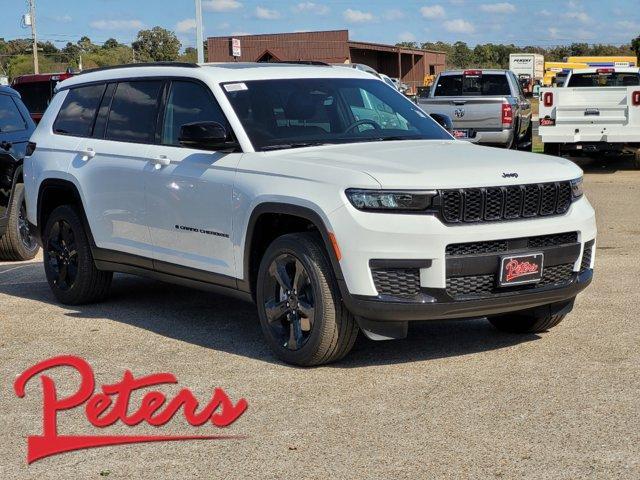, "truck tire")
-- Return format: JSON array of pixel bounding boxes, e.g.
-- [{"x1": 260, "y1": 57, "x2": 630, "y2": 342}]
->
[
  {"x1": 256, "y1": 232, "x2": 358, "y2": 367},
  {"x1": 543, "y1": 143, "x2": 560, "y2": 156},
  {"x1": 0, "y1": 184, "x2": 39, "y2": 261},
  {"x1": 517, "y1": 122, "x2": 533, "y2": 151},
  {"x1": 489, "y1": 312, "x2": 566, "y2": 333},
  {"x1": 42, "y1": 205, "x2": 113, "y2": 305}
]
